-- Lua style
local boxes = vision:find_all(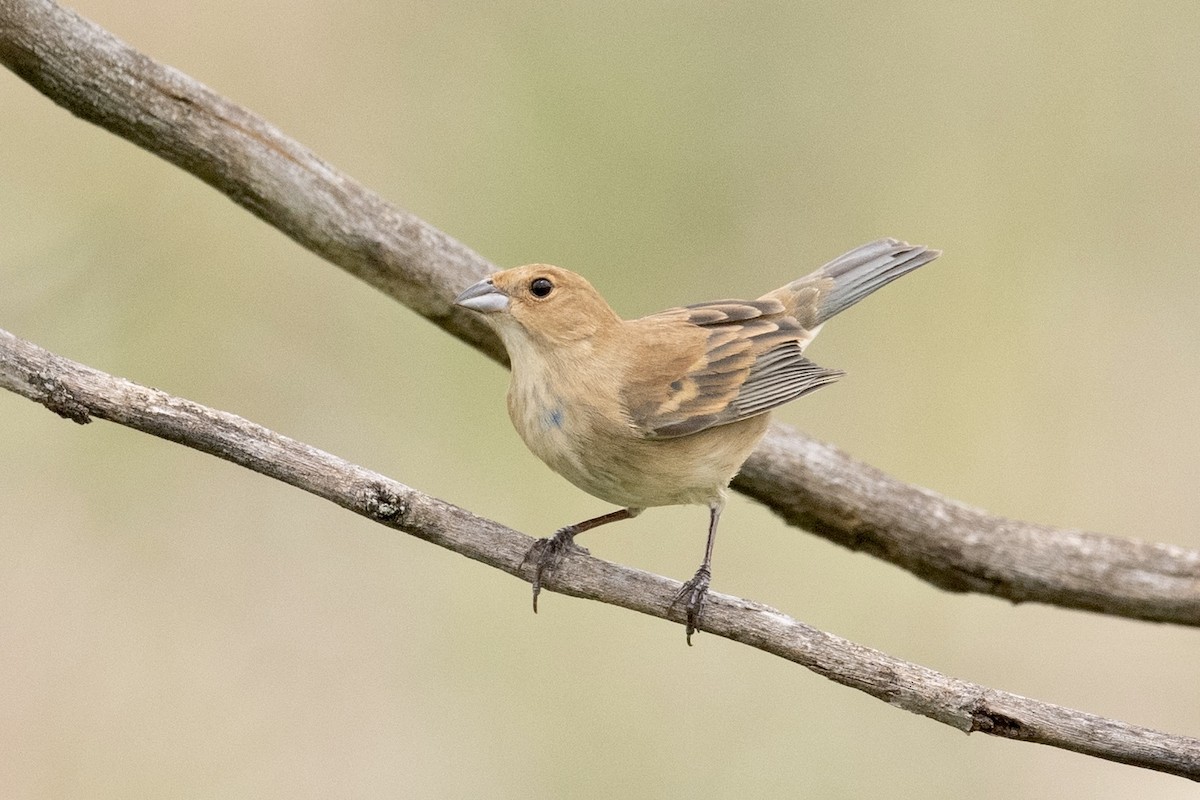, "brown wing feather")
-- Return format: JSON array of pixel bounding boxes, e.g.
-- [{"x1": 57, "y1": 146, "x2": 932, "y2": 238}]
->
[{"x1": 622, "y1": 301, "x2": 843, "y2": 439}]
